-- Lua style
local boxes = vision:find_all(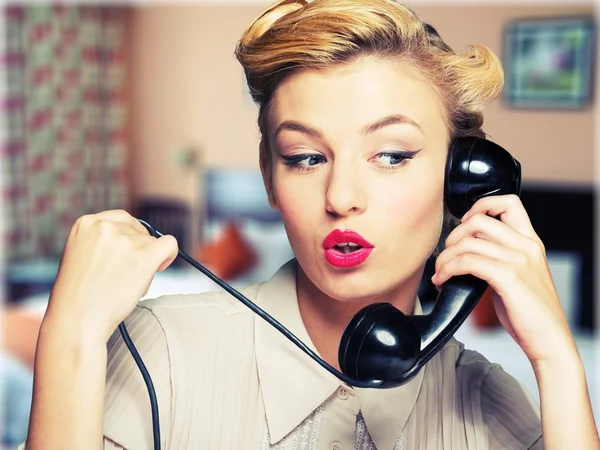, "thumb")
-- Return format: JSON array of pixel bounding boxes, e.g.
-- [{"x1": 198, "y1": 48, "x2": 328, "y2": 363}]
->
[
  {"x1": 157, "y1": 258, "x2": 176, "y2": 272},
  {"x1": 145, "y1": 234, "x2": 179, "y2": 272}
]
